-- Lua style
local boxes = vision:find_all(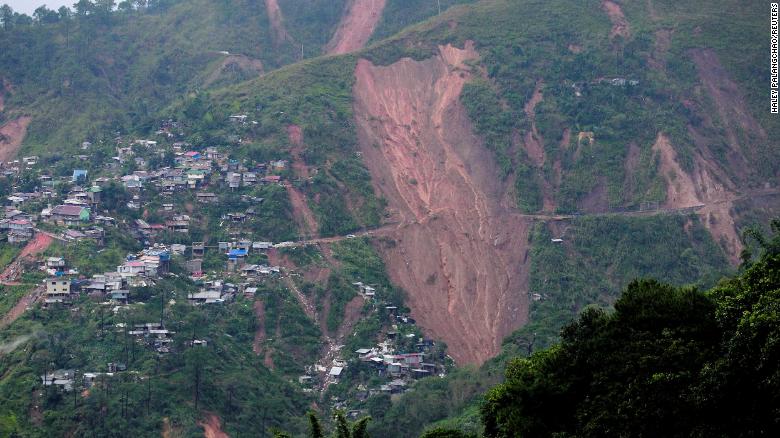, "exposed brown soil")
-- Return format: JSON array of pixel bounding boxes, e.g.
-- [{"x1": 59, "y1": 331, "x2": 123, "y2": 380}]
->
[
  {"x1": 287, "y1": 125, "x2": 310, "y2": 179},
  {"x1": 353, "y1": 42, "x2": 532, "y2": 364},
  {"x1": 578, "y1": 178, "x2": 609, "y2": 213},
  {"x1": 200, "y1": 413, "x2": 229, "y2": 438},
  {"x1": 653, "y1": 134, "x2": 702, "y2": 209},
  {"x1": 326, "y1": 0, "x2": 387, "y2": 55},
  {"x1": 699, "y1": 202, "x2": 741, "y2": 263},
  {"x1": 0, "y1": 116, "x2": 31, "y2": 163},
  {"x1": 286, "y1": 186, "x2": 319, "y2": 238},
  {"x1": 602, "y1": 1, "x2": 630, "y2": 39},
  {"x1": 522, "y1": 82, "x2": 546, "y2": 167},
  {"x1": 252, "y1": 300, "x2": 267, "y2": 355},
  {"x1": 690, "y1": 49, "x2": 766, "y2": 171},
  {"x1": 287, "y1": 124, "x2": 303, "y2": 147},
  {"x1": 20, "y1": 233, "x2": 53, "y2": 258},
  {"x1": 1, "y1": 233, "x2": 53, "y2": 284},
  {"x1": 649, "y1": 29, "x2": 672, "y2": 71},
  {"x1": 0, "y1": 285, "x2": 43, "y2": 329},
  {"x1": 337, "y1": 295, "x2": 365, "y2": 339},
  {"x1": 285, "y1": 124, "x2": 320, "y2": 238},
  {"x1": 162, "y1": 420, "x2": 171, "y2": 438},
  {"x1": 653, "y1": 133, "x2": 742, "y2": 263},
  {"x1": 203, "y1": 54, "x2": 263, "y2": 88},
  {"x1": 623, "y1": 141, "x2": 641, "y2": 197},
  {"x1": 264, "y1": 0, "x2": 290, "y2": 43}
]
